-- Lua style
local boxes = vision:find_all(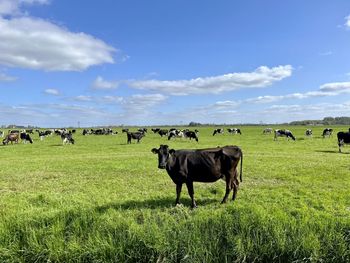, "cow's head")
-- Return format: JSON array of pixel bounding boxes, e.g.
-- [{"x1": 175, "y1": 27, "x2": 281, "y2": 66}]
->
[{"x1": 151, "y1": 144, "x2": 175, "y2": 169}]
